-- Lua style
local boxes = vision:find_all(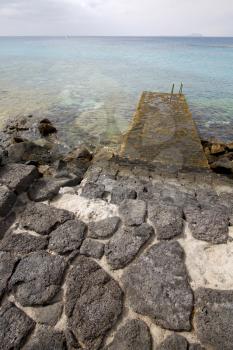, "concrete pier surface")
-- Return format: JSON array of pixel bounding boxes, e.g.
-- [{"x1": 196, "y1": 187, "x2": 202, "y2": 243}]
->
[{"x1": 120, "y1": 92, "x2": 209, "y2": 170}]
